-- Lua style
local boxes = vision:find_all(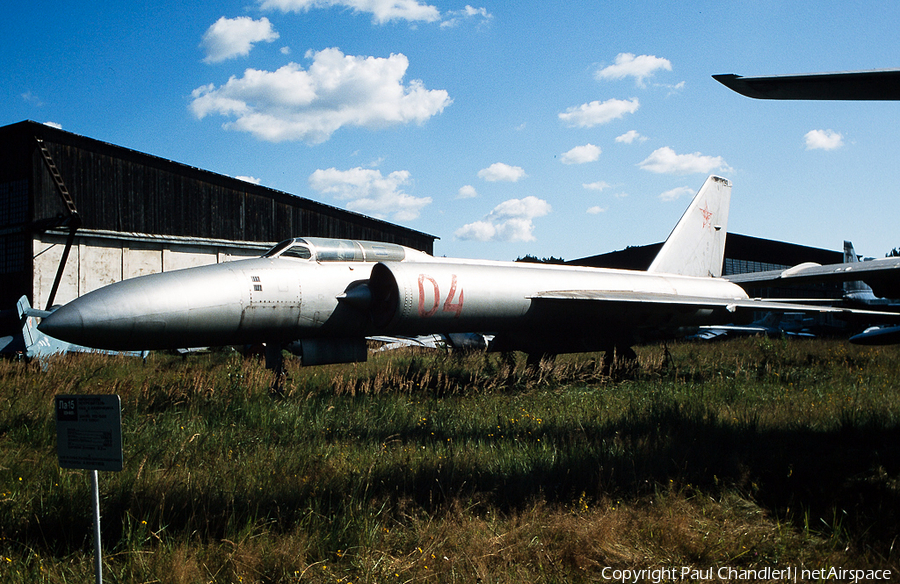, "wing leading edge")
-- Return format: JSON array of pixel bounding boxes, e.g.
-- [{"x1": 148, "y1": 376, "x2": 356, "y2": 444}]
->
[
  {"x1": 713, "y1": 70, "x2": 900, "y2": 100},
  {"x1": 529, "y1": 290, "x2": 900, "y2": 319}
]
